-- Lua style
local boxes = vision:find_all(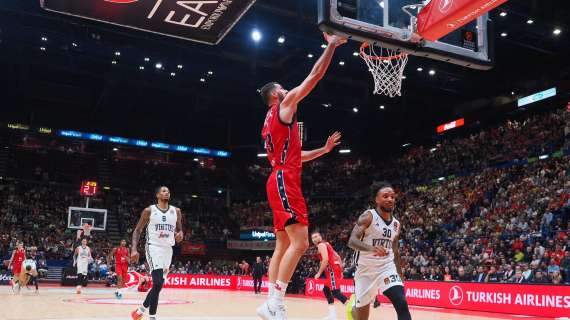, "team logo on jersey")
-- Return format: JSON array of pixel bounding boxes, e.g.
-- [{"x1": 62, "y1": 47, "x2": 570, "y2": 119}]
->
[{"x1": 449, "y1": 286, "x2": 464, "y2": 306}]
